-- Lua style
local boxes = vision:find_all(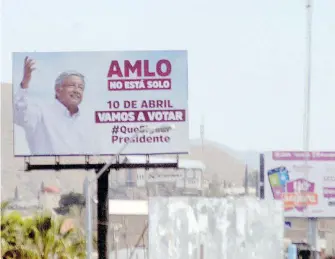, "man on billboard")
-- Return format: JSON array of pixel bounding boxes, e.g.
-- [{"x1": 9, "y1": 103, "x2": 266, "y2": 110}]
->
[{"x1": 13, "y1": 56, "x2": 96, "y2": 155}]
